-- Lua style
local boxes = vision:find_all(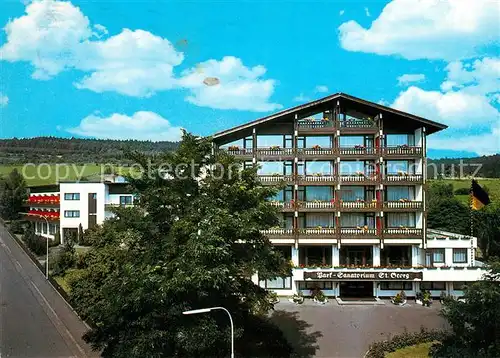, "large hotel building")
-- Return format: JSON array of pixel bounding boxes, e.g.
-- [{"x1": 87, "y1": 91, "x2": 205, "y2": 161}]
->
[{"x1": 25, "y1": 93, "x2": 485, "y2": 299}]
